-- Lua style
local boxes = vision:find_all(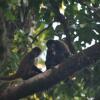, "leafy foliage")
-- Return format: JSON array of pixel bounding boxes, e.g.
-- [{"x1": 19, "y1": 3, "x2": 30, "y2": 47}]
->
[{"x1": 0, "y1": 0, "x2": 100, "y2": 99}]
